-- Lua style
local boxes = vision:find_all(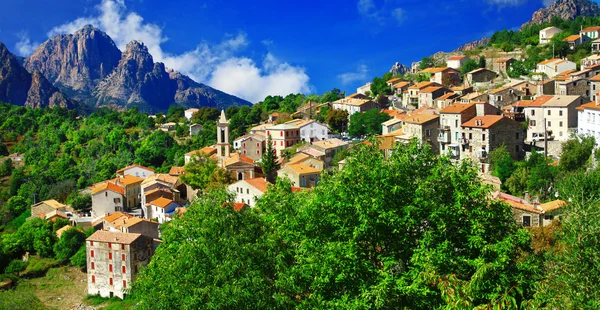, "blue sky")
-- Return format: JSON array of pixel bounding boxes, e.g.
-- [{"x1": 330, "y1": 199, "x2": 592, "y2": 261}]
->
[{"x1": 0, "y1": 0, "x2": 590, "y2": 102}]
